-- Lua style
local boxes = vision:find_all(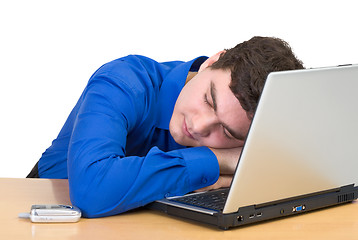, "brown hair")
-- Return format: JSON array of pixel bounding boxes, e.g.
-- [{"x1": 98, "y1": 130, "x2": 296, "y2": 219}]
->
[{"x1": 211, "y1": 36, "x2": 304, "y2": 118}]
